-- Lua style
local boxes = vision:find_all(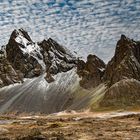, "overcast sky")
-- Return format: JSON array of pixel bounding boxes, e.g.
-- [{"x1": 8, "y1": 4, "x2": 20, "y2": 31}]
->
[{"x1": 0, "y1": 0, "x2": 140, "y2": 62}]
